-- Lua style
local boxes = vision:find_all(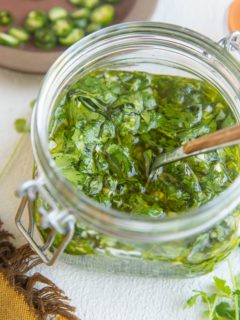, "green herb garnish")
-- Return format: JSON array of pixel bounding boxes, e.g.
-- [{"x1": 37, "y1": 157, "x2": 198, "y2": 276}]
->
[
  {"x1": 186, "y1": 262, "x2": 240, "y2": 320},
  {"x1": 14, "y1": 118, "x2": 30, "y2": 133}
]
